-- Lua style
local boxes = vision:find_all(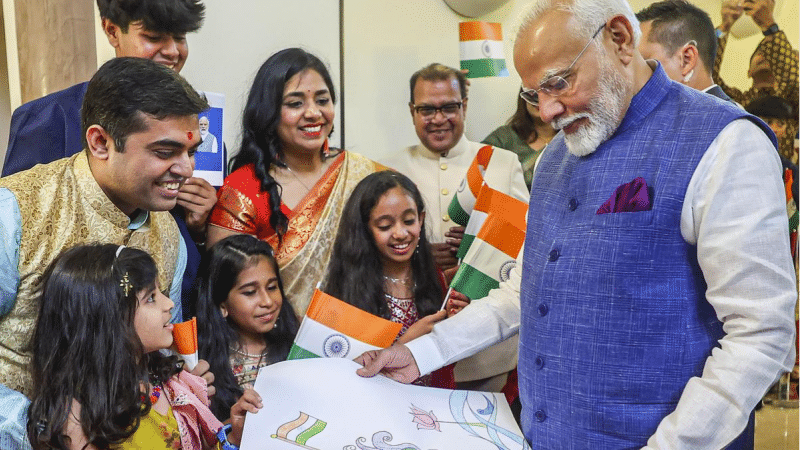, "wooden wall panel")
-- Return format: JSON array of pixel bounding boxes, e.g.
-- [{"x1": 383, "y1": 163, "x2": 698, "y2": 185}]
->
[{"x1": 14, "y1": 0, "x2": 95, "y2": 103}]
